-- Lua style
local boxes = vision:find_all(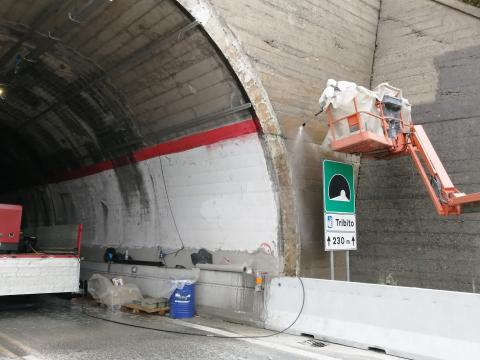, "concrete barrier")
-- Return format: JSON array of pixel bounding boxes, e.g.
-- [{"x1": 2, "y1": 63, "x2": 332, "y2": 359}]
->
[
  {"x1": 265, "y1": 277, "x2": 480, "y2": 360},
  {"x1": 81, "y1": 261, "x2": 264, "y2": 326}
]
